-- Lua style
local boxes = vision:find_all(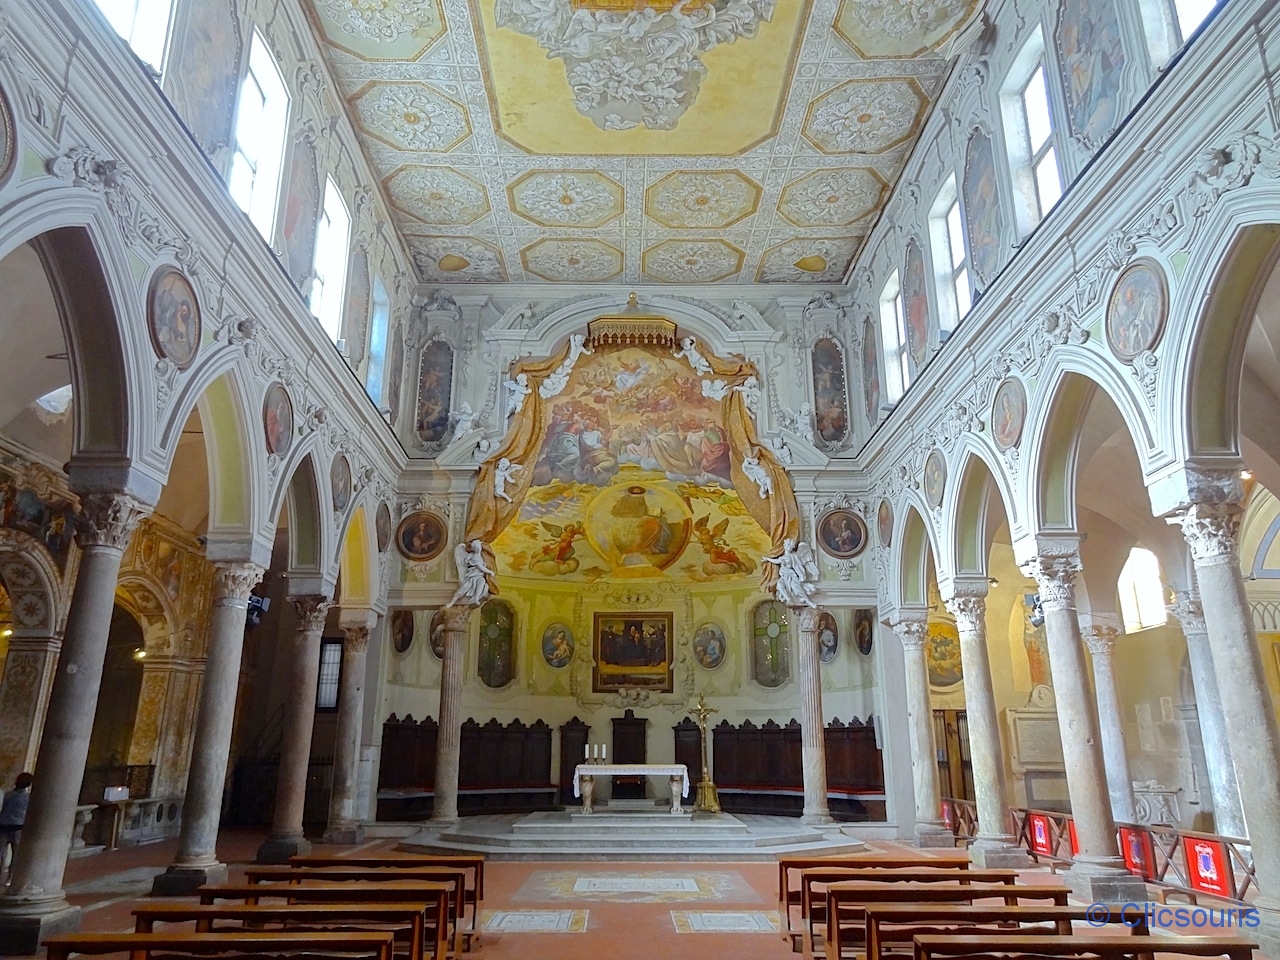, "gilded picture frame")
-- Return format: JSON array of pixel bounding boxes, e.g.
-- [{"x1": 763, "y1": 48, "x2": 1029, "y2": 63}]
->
[{"x1": 592, "y1": 611, "x2": 674, "y2": 693}]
